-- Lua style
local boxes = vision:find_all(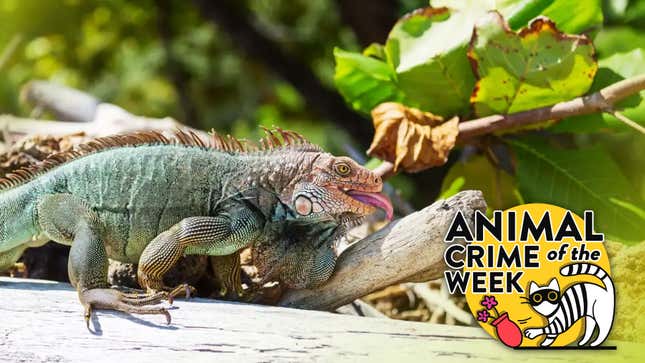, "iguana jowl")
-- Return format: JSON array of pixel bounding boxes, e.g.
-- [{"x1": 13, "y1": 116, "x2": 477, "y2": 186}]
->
[{"x1": 0, "y1": 128, "x2": 392, "y2": 324}]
